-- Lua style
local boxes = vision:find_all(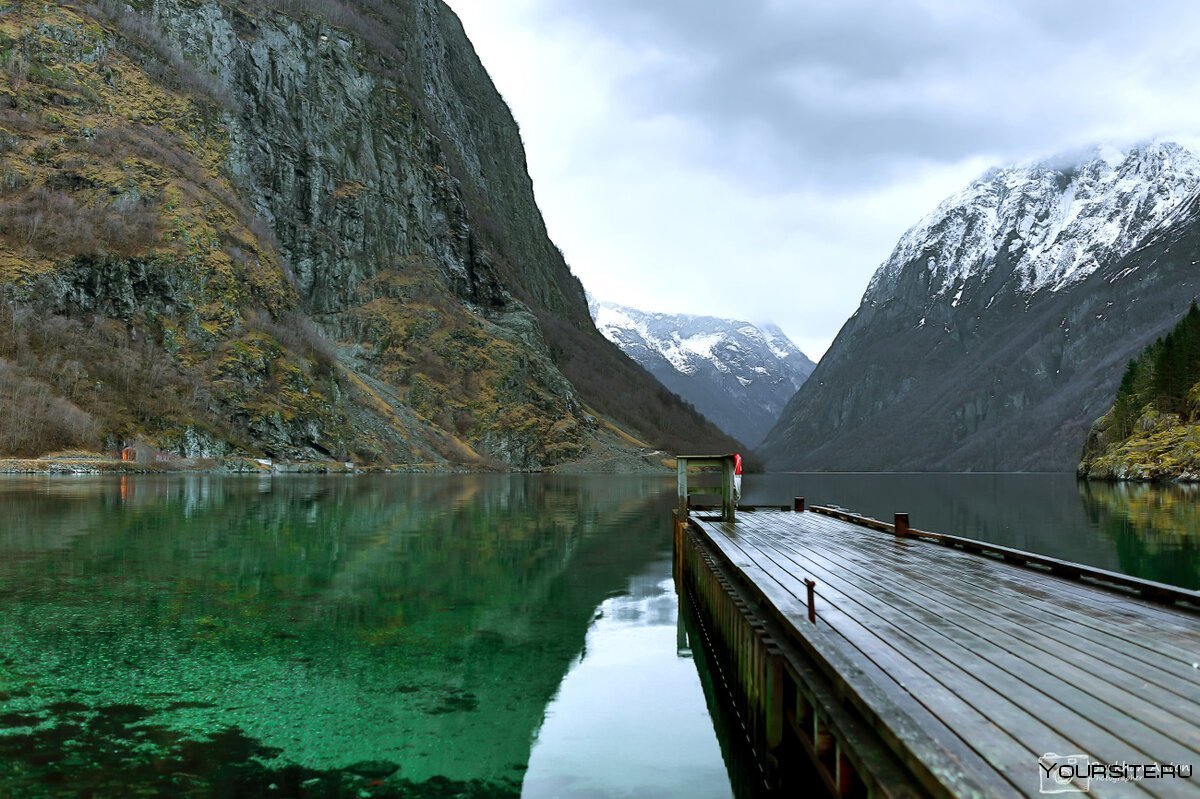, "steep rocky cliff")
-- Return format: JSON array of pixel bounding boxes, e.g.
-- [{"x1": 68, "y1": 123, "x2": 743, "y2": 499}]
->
[
  {"x1": 0, "y1": 0, "x2": 736, "y2": 467},
  {"x1": 759, "y1": 143, "x2": 1200, "y2": 471}
]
